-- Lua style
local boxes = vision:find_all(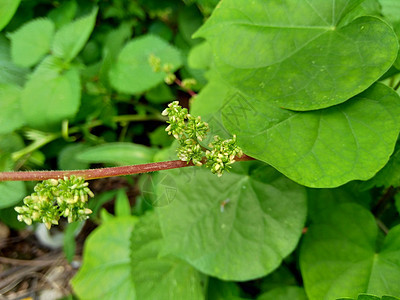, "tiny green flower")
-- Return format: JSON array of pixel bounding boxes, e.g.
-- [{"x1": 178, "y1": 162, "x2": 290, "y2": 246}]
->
[
  {"x1": 148, "y1": 54, "x2": 161, "y2": 72},
  {"x1": 163, "y1": 101, "x2": 244, "y2": 176},
  {"x1": 15, "y1": 175, "x2": 94, "y2": 229}
]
